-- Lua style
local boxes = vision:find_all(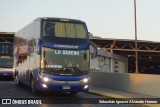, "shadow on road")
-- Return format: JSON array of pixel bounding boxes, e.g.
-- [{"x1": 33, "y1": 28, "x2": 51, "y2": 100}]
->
[
  {"x1": 15, "y1": 82, "x2": 79, "y2": 98},
  {"x1": 0, "y1": 76, "x2": 14, "y2": 81}
]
